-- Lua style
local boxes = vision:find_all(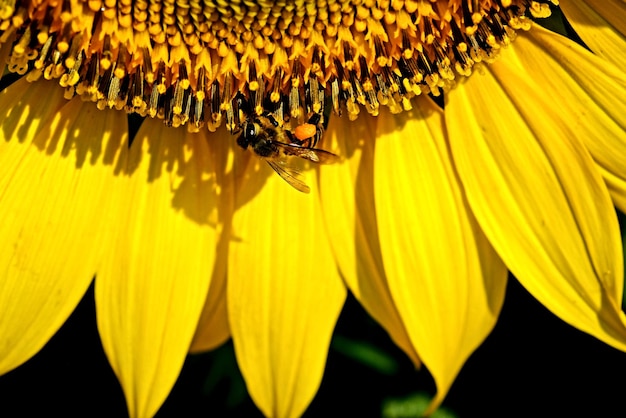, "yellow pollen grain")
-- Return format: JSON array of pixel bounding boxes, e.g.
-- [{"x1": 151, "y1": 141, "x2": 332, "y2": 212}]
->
[{"x1": 0, "y1": 0, "x2": 550, "y2": 130}]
